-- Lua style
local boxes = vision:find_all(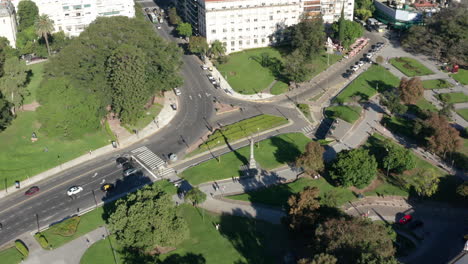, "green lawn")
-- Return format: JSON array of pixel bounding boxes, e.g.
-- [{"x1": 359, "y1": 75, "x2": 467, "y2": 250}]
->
[
  {"x1": 456, "y1": 108, "x2": 468, "y2": 121},
  {"x1": 451, "y1": 69, "x2": 468, "y2": 85},
  {"x1": 389, "y1": 57, "x2": 434, "y2": 77},
  {"x1": 0, "y1": 111, "x2": 111, "y2": 190},
  {"x1": 381, "y1": 116, "x2": 416, "y2": 139},
  {"x1": 438, "y1": 92, "x2": 468, "y2": 104},
  {"x1": 422, "y1": 79, "x2": 452, "y2": 89},
  {"x1": 23, "y1": 62, "x2": 46, "y2": 104},
  {"x1": 80, "y1": 205, "x2": 289, "y2": 264},
  {"x1": 192, "y1": 115, "x2": 288, "y2": 154},
  {"x1": 415, "y1": 98, "x2": 438, "y2": 112},
  {"x1": 124, "y1": 103, "x2": 163, "y2": 132},
  {"x1": 0, "y1": 247, "x2": 24, "y2": 264},
  {"x1": 228, "y1": 177, "x2": 355, "y2": 208},
  {"x1": 335, "y1": 65, "x2": 400, "y2": 103},
  {"x1": 181, "y1": 133, "x2": 311, "y2": 185},
  {"x1": 217, "y1": 48, "x2": 287, "y2": 95},
  {"x1": 269, "y1": 81, "x2": 288, "y2": 95},
  {"x1": 324, "y1": 105, "x2": 362, "y2": 123}
]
